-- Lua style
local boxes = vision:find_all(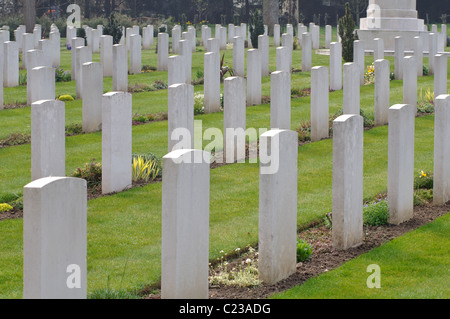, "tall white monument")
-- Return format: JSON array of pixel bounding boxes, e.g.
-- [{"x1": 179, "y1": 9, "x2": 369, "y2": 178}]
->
[{"x1": 358, "y1": 0, "x2": 428, "y2": 51}]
